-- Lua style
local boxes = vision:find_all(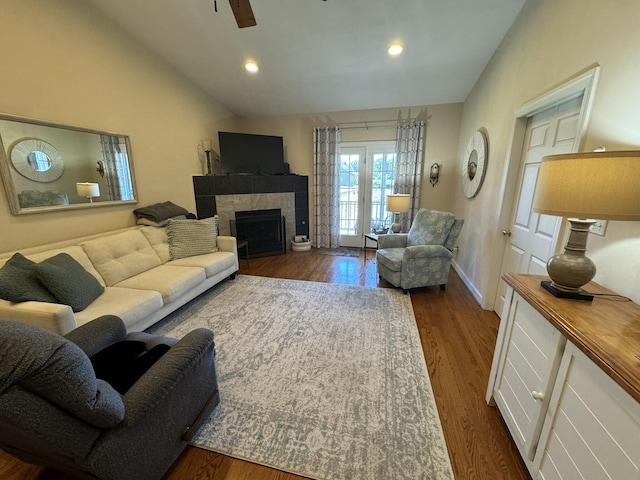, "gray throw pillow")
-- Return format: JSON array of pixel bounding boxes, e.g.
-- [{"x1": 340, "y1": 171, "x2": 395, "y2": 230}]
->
[
  {"x1": 34, "y1": 253, "x2": 104, "y2": 312},
  {"x1": 167, "y1": 216, "x2": 219, "y2": 260},
  {"x1": 0, "y1": 253, "x2": 58, "y2": 303}
]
